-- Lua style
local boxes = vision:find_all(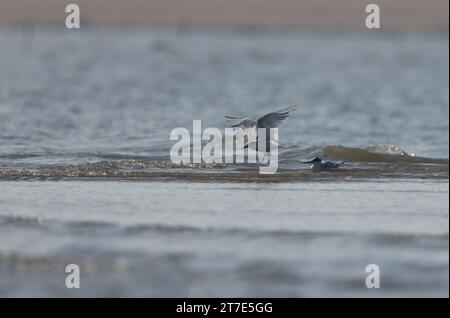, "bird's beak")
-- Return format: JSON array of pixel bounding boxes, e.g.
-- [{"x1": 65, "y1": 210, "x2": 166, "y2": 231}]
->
[{"x1": 302, "y1": 159, "x2": 314, "y2": 164}]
